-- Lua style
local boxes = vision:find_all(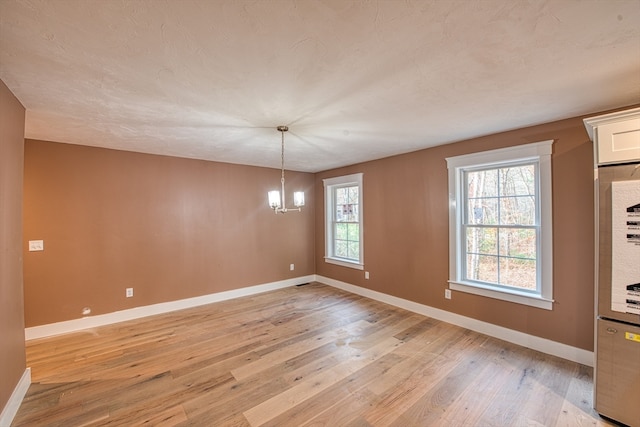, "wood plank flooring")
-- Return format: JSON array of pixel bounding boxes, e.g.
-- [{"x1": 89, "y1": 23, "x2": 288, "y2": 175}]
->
[{"x1": 12, "y1": 283, "x2": 614, "y2": 426}]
